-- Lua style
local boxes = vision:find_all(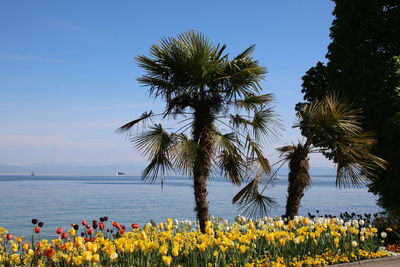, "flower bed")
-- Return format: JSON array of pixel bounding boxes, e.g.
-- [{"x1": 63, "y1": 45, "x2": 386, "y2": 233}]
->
[{"x1": 0, "y1": 216, "x2": 391, "y2": 266}]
